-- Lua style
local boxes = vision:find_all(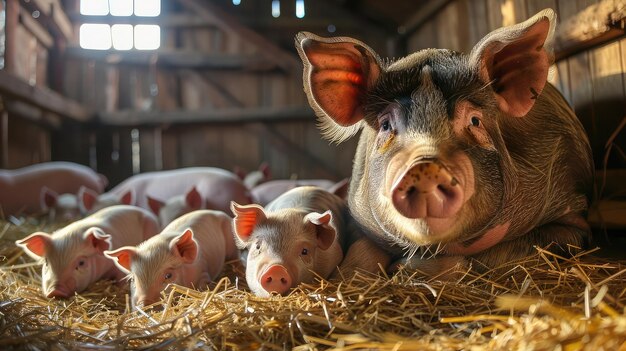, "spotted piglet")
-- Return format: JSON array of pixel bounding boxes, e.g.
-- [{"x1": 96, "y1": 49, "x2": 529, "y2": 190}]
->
[
  {"x1": 231, "y1": 186, "x2": 347, "y2": 297},
  {"x1": 104, "y1": 210, "x2": 238, "y2": 308},
  {"x1": 15, "y1": 205, "x2": 159, "y2": 298}
]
